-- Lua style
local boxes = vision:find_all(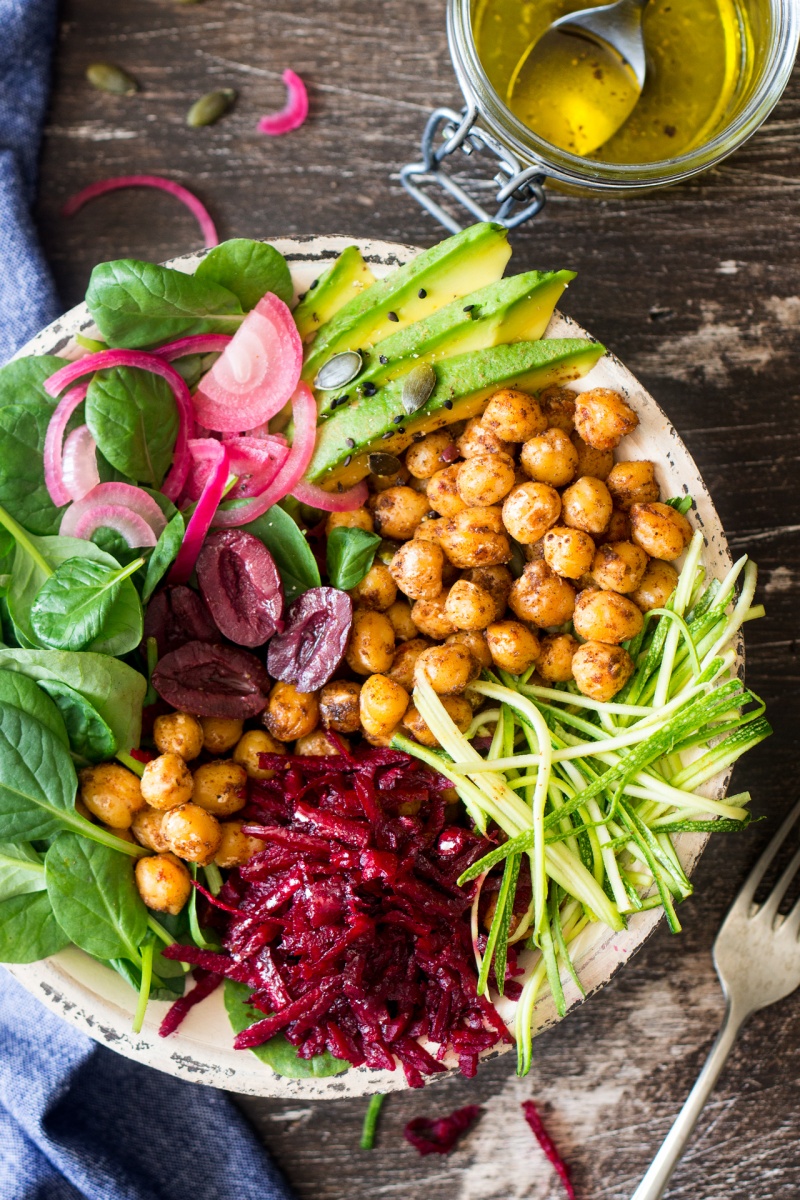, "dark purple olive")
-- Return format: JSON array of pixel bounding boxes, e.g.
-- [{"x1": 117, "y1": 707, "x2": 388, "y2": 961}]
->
[
  {"x1": 152, "y1": 640, "x2": 271, "y2": 718},
  {"x1": 196, "y1": 529, "x2": 284, "y2": 648},
  {"x1": 267, "y1": 587, "x2": 352, "y2": 692},
  {"x1": 143, "y1": 586, "x2": 221, "y2": 658}
]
